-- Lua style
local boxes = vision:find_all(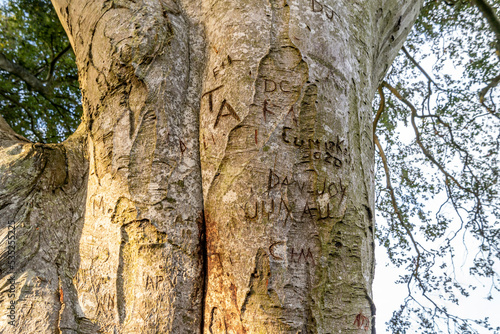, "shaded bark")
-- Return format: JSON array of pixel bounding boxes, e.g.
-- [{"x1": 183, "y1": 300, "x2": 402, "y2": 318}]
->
[{"x1": 0, "y1": 0, "x2": 423, "y2": 333}]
